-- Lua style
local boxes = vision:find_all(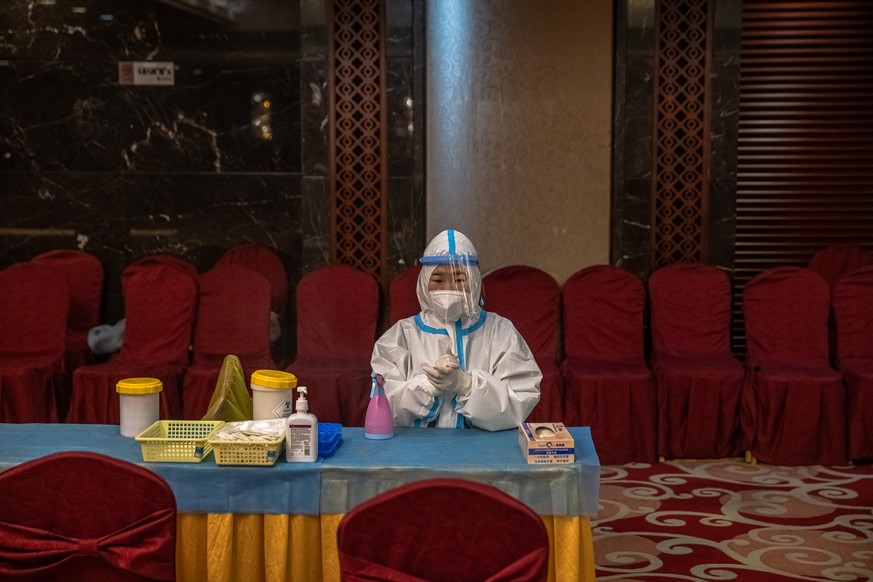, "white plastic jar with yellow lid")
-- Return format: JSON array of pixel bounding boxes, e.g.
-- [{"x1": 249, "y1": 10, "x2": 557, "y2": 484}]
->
[
  {"x1": 116, "y1": 377, "x2": 162, "y2": 437},
  {"x1": 251, "y1": 369, "x2": 297, "y2": 420}
]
